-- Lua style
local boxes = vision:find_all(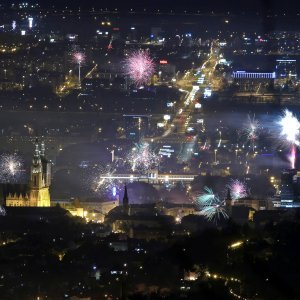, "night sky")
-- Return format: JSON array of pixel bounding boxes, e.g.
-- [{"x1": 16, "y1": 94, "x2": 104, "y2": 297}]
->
[{"x1": 2, "y1": 0, "x2": 300, "y2": 13}]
